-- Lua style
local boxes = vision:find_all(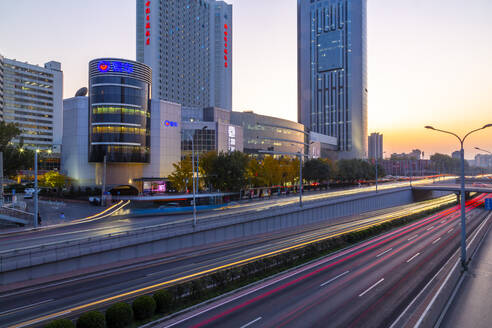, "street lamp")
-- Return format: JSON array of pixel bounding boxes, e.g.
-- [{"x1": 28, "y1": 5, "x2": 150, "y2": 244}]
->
[
  {"x1": 34, "y1": 149, "x2": 40, "y2": 228},
  {"x1": 474, "y1": 146, "x2": 492, "y2": 155},
  {"x1": 425, "y1": 124, "x2": 492, "y2": 270}
]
